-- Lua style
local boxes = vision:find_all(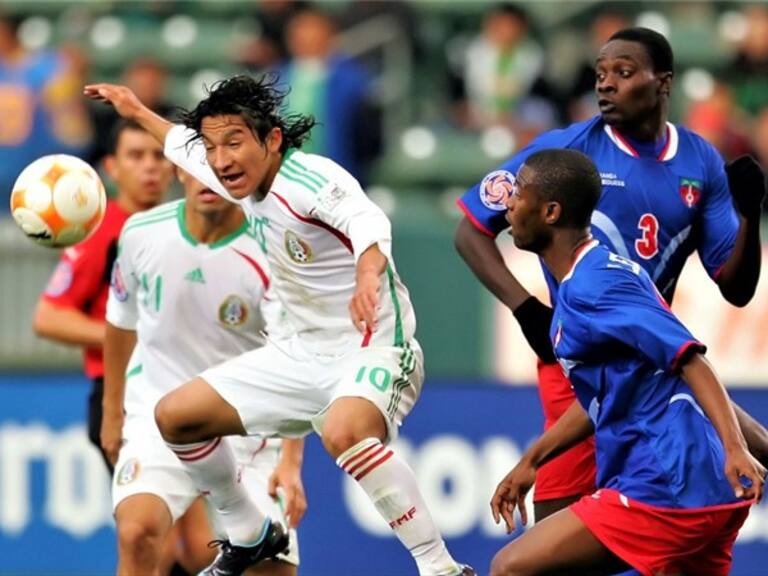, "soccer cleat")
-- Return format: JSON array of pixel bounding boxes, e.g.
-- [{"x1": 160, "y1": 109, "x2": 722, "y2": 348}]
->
[
  {"x1": 457, "y1": 565, "x2": 477, "y2": 576},
  {"x1": 201, "y1": 520, "x2": 289, "y2": 576}
]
